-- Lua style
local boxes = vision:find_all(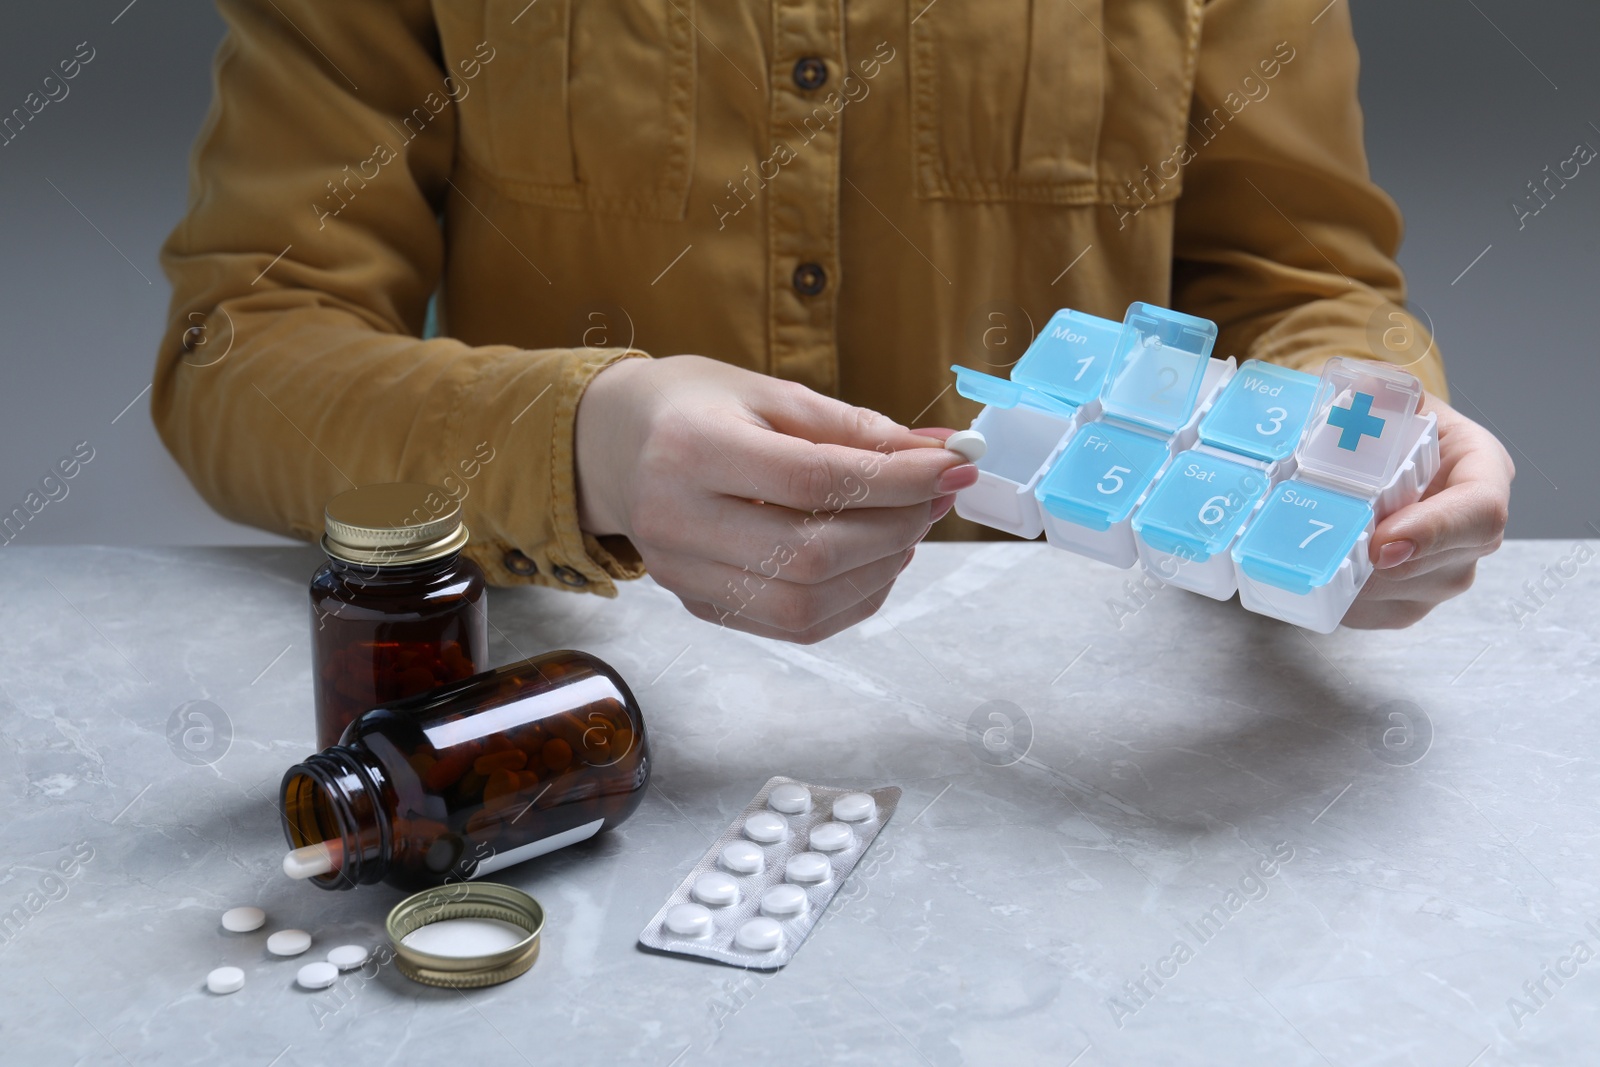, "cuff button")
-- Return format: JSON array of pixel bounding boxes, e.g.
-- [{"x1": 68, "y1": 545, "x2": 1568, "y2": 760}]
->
[
  {"x1": 503, "y1": 550, "x2": 539, "y2": 576},
  {"x1": 552, "y1": 565, "x2": 588, "y2": 587}
]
